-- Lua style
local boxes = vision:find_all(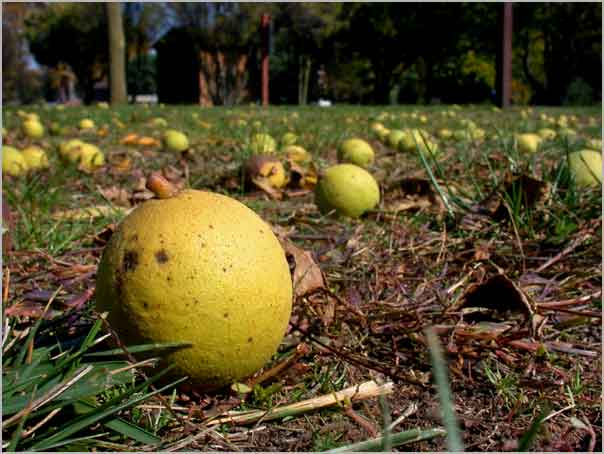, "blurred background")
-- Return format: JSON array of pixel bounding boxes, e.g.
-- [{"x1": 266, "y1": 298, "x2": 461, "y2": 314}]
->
[{"x1": 2, "y1": 2, "x2": 602, "y2": 107}]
